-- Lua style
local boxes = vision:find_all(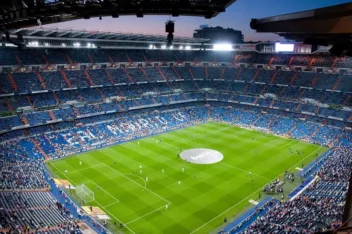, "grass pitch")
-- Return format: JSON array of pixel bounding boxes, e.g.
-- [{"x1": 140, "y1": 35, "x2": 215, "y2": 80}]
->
[{"x1": 47, "y1": 122, "x2": 328, "y2": 234}]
